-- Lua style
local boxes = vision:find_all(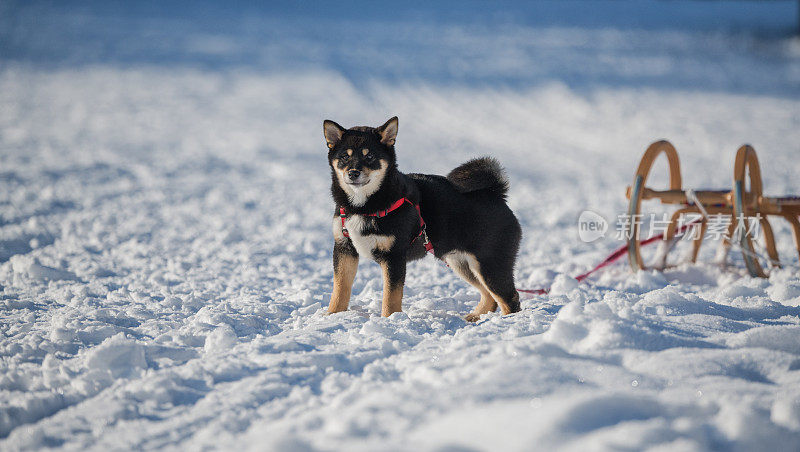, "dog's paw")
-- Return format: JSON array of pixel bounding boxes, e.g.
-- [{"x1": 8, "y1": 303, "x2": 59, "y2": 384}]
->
[{"x1": 464, "y1": 313, "x2": 482, "y2": 322}]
